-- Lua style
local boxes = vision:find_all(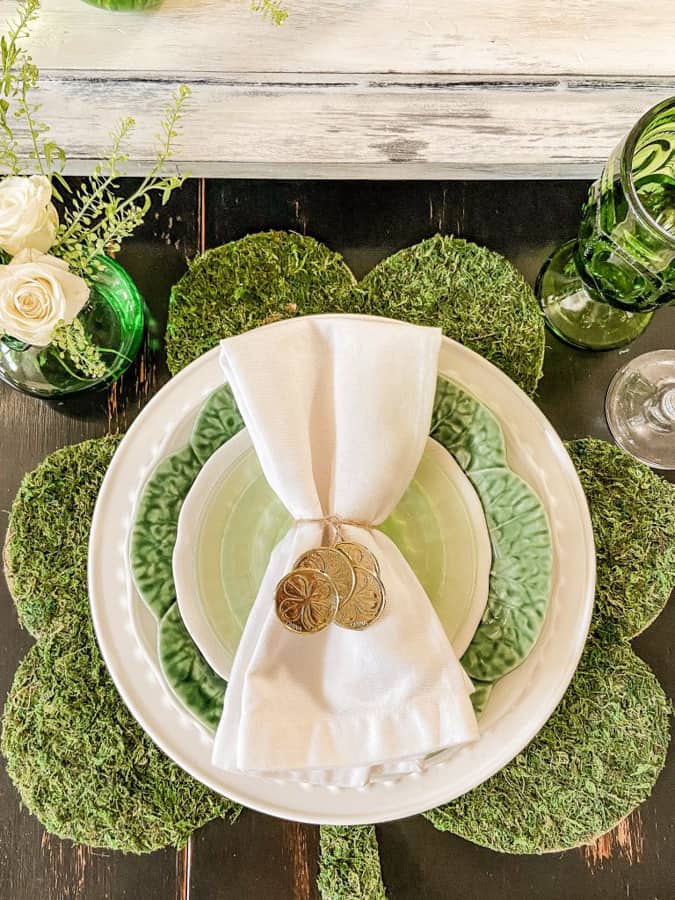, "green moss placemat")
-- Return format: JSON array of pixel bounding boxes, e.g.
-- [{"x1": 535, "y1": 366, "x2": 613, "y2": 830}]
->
[
  {"x1": 318, "y1": 826, "x2": 386, "y2": 900},
  {"x1": 567, "y1": 437, "x2": 675, "y2": 641},
  {"x1": 165, "y1": 232, "x2": 357, "y2": 374},
  {"x1": 4, "y1": 434, "x2": 671, "y2": 870},
  {"x1": 359, "y1": 236, "x2": 545, "y2": 396},
  {"x1": 2, "y1": 227, "x2": 672, "y2": 880},
  {"x1": 425, "y1": 637, "x2": 670, "y2": 854},
  {"x1": 1, "y1": 437, "x2": 238, "y2": 853},
  {"x1": 4, "y1": 435, "x2": 123, "y2": 638},
  {"x1": 165, "y1": 232, "x2": 545, "y2": 397}
]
